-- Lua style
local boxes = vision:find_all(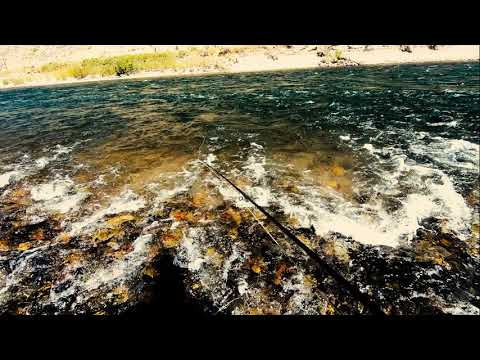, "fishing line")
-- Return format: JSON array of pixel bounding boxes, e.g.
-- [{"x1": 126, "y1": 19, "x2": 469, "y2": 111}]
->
[{"x1": 200, "y1": 159, "x2": 386, "y2": 315}]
